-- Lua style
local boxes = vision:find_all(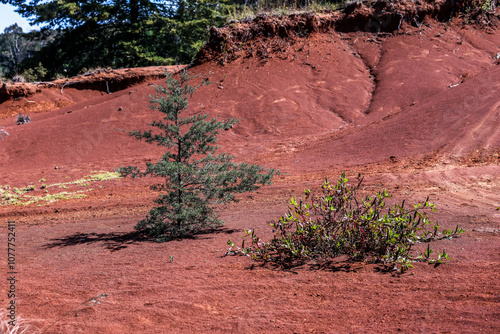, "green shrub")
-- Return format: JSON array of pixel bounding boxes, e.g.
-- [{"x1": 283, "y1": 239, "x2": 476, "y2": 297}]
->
[
  {"x1": 228, "y1": 173, "x2": 462, "y2": 273},
  {"x1": 20, "y1": 63, "x2": 48, "y2": 82}
]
